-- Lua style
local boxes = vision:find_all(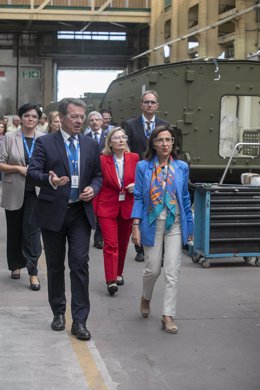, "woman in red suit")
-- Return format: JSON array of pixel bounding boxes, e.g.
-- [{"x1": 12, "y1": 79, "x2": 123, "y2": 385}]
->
[{"x1": 95, "y1": 127, "x2": 139, "y2": 295}]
